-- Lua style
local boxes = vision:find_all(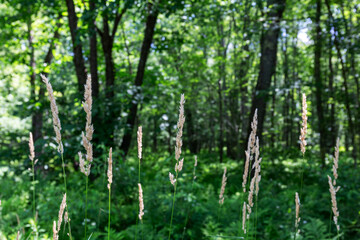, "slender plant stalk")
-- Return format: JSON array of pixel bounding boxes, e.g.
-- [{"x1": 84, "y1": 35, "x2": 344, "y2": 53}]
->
[
  {"x1": 255, "y1": 195, "x2": 258, "y2": 240},
  {"x1": 168, "y1": 94, "x2": 185, "y2": 239},
  {"x1": 31, "y1": 160, "x2": 36, "y2": 220},
  {"x1": 299, "y1": 154, "x2": 305, "y2": 198},
  {"x1": 168, "y1": 171, "x2": 179, "y2": 240},
  {"x1": 108, "y1": 187, "x2": 111, "y2": 240},
  {"x1": 60, "y1": 153, "x2": 73, "y2": 240},
  {"x1": 329, "y1": 210, "x2": 332, "y2": 235},
  {"x1": 135, "y1": 126, "x2": 142, "y2": 240},
  {"x1": 135, "y1": 158, "x2": 141, "y2": 240},
  {"x1": 85, "y1": 175, "x2": 88, "y2": 239},
  {"x1": 217, "y1": 205, "x2": 222, "y2": 226}
]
